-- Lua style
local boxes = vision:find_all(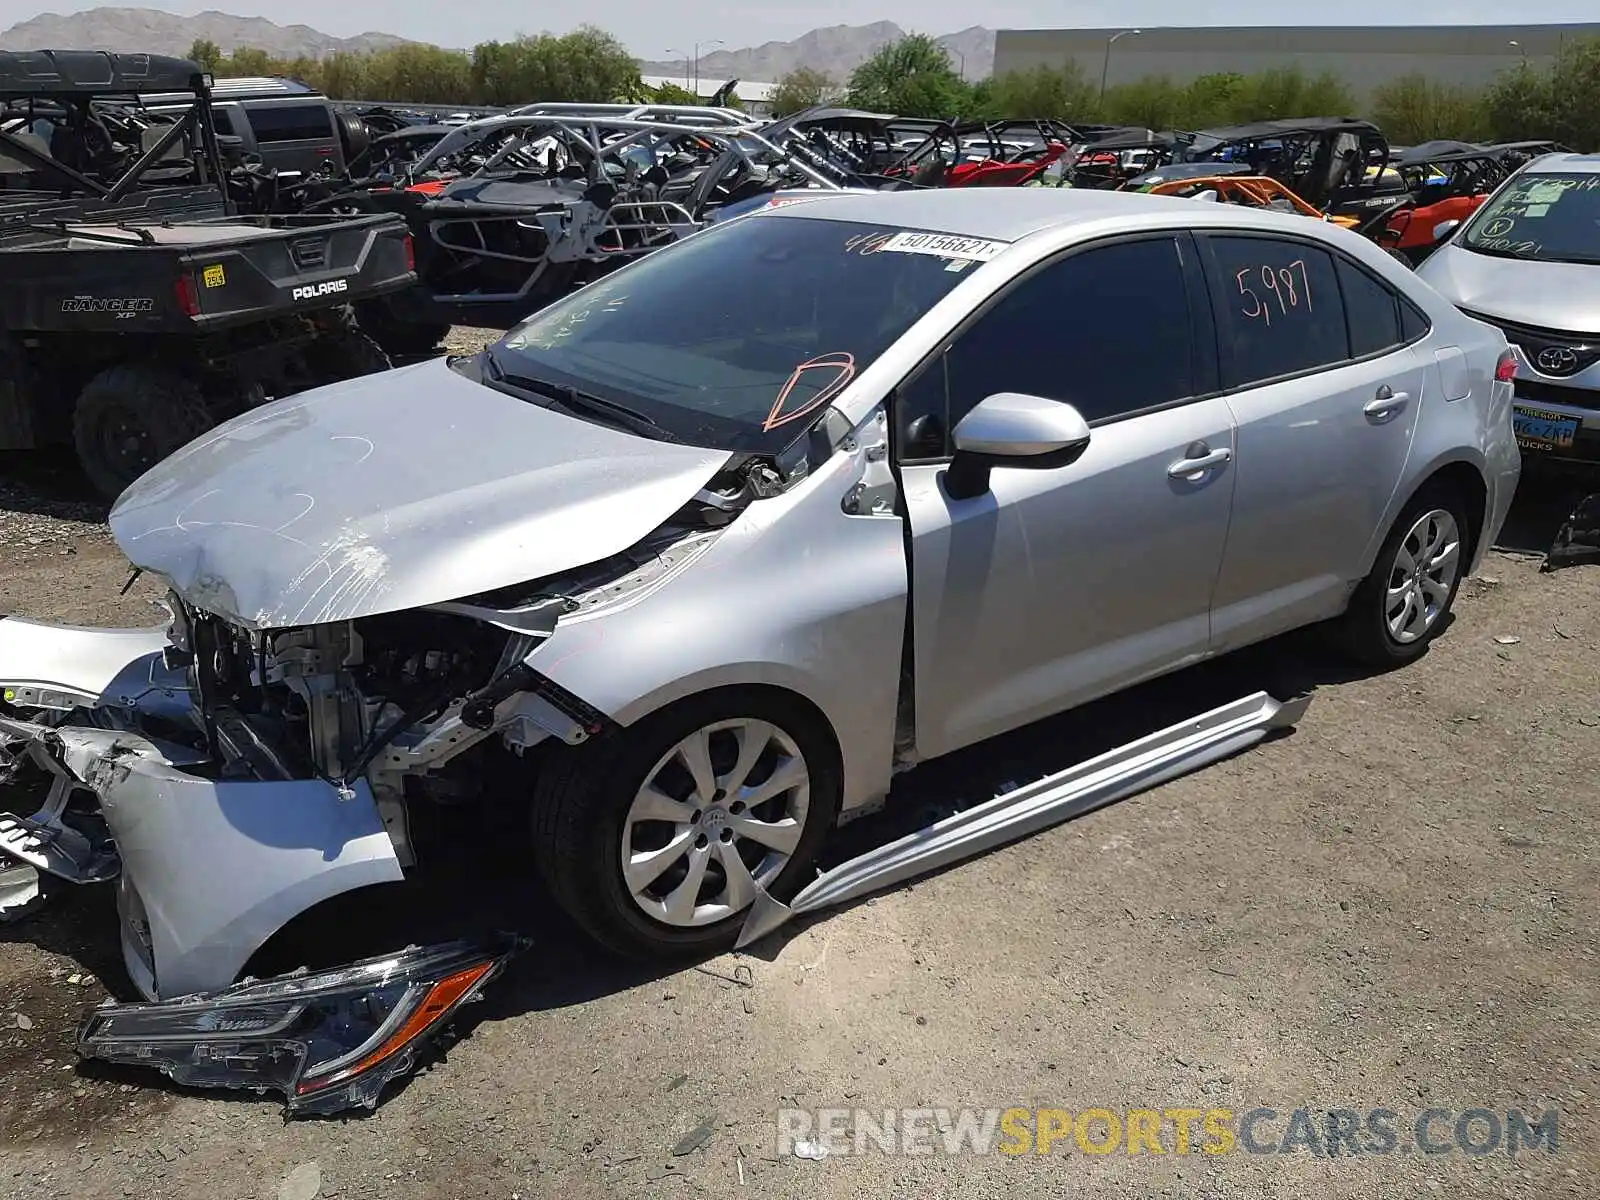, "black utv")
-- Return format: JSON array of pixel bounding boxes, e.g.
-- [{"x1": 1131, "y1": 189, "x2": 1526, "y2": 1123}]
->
[{"x1": 0, "y1": 50, "x2": 416, "y2": 499}]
